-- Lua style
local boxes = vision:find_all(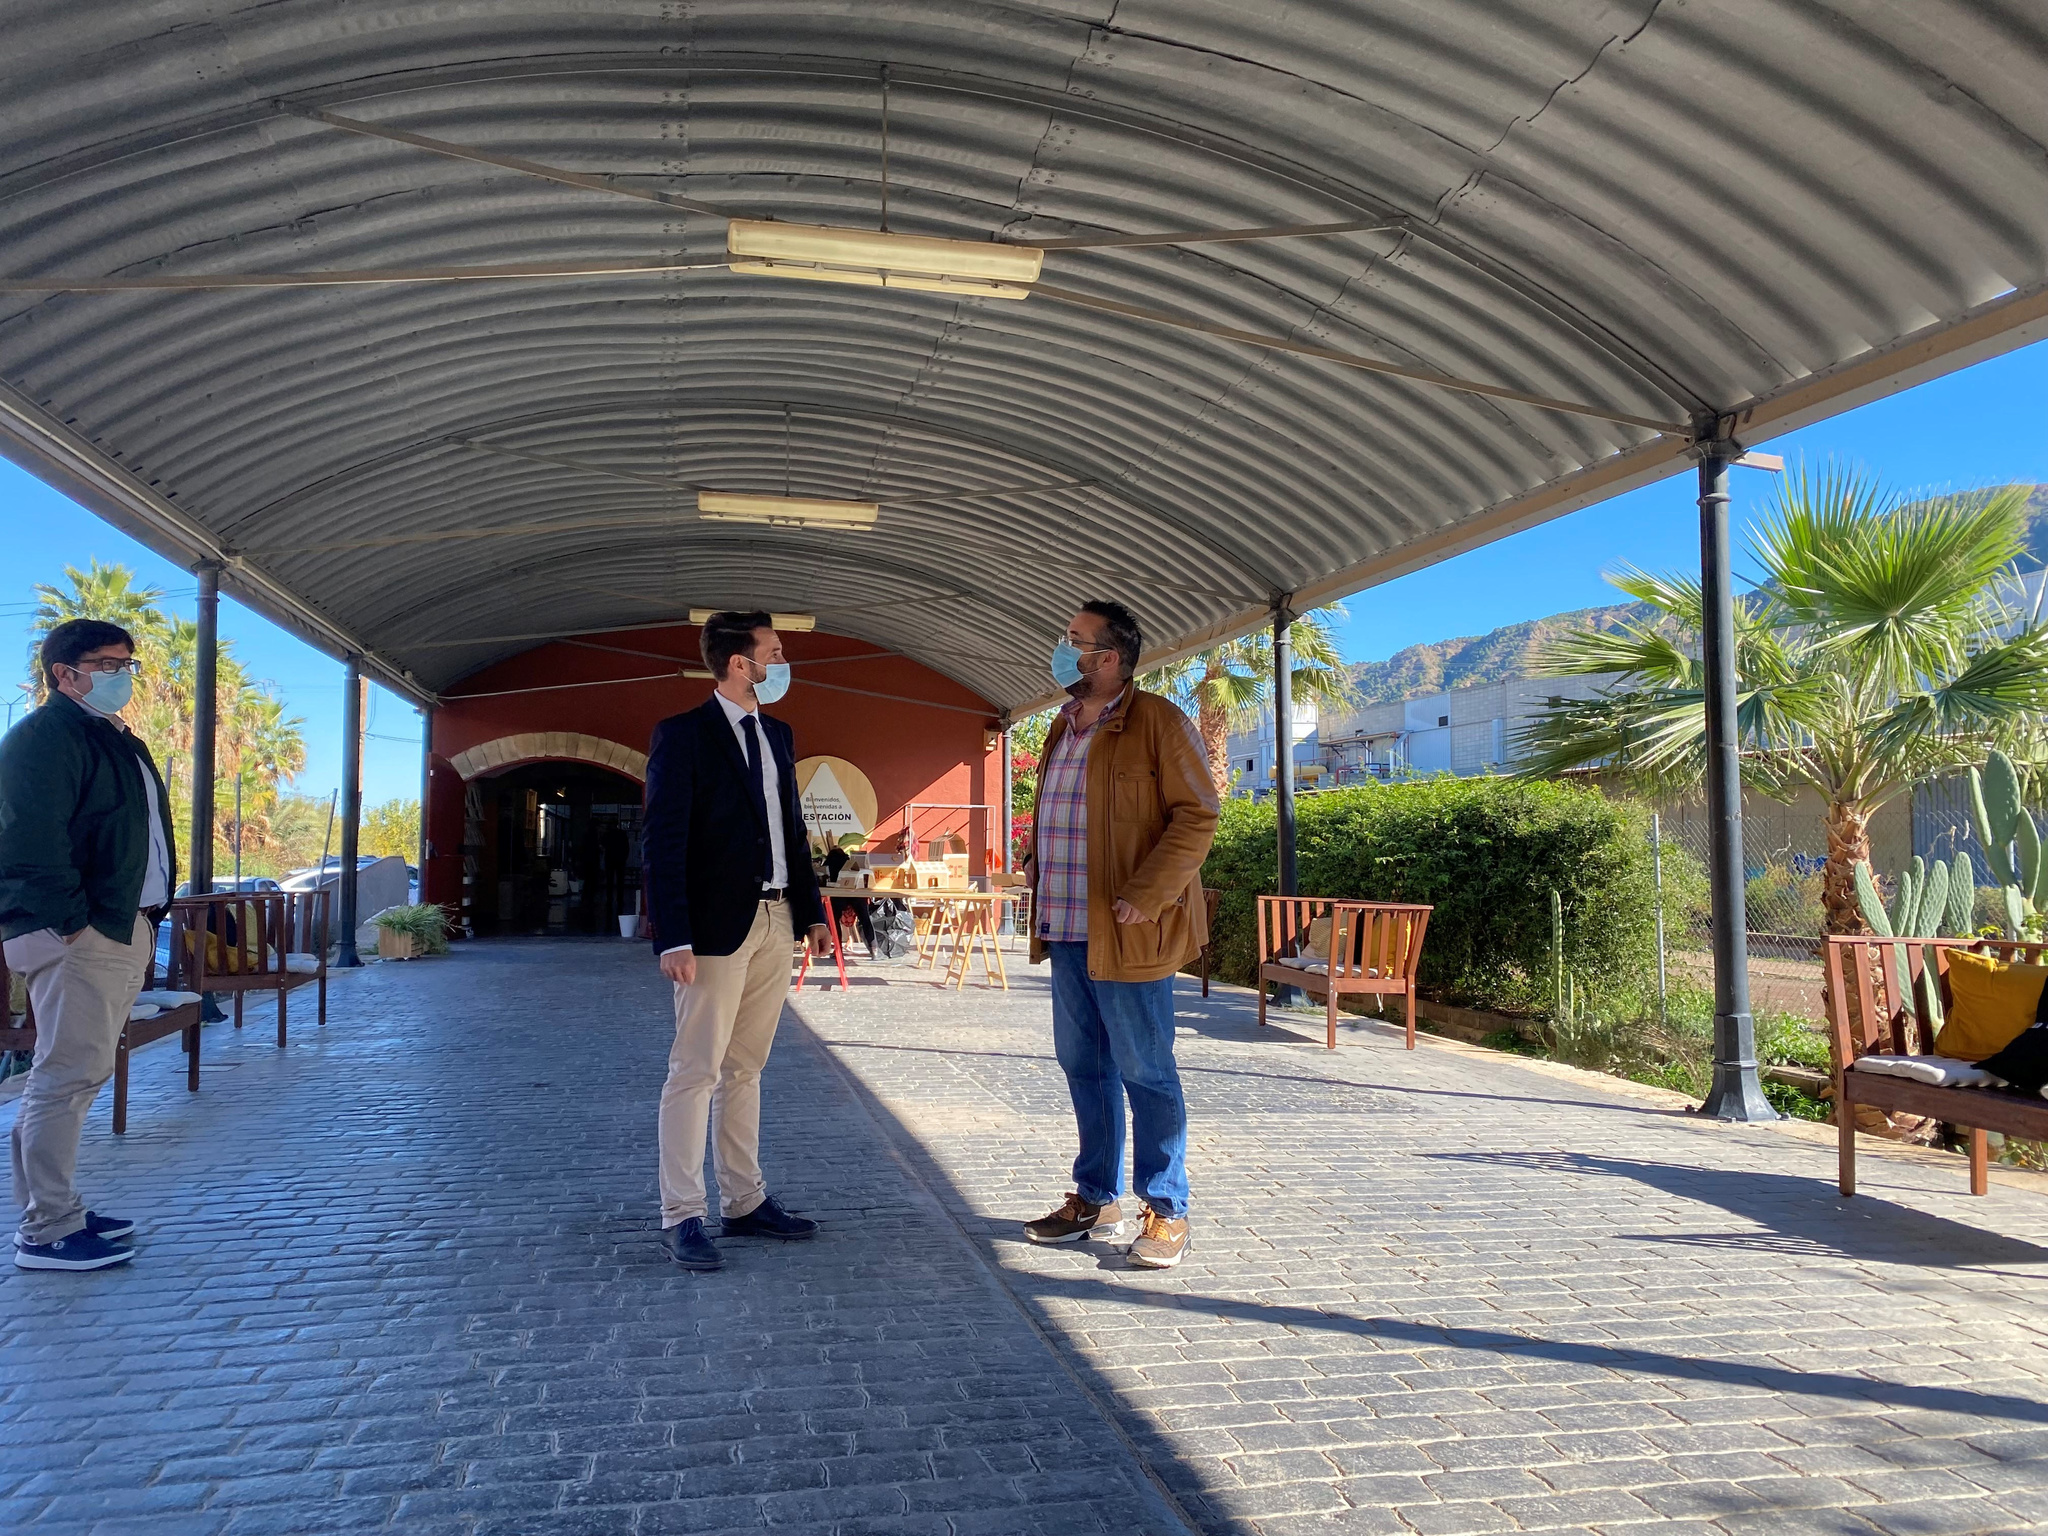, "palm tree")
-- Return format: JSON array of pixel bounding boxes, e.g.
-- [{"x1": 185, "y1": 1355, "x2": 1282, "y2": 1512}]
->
[
  {"x1": 1517, "y1": 468, "x2": 2048, "y2": 933},
  {"x1": 220, "y1": 686, "x2": 308, "y2": 863},
  {"x1": 26, "y1": 559, "x2": 167, "y2": 698},
  {"x1": 1144, "y1": 608, "x2": 1353, "y2": 794}
]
